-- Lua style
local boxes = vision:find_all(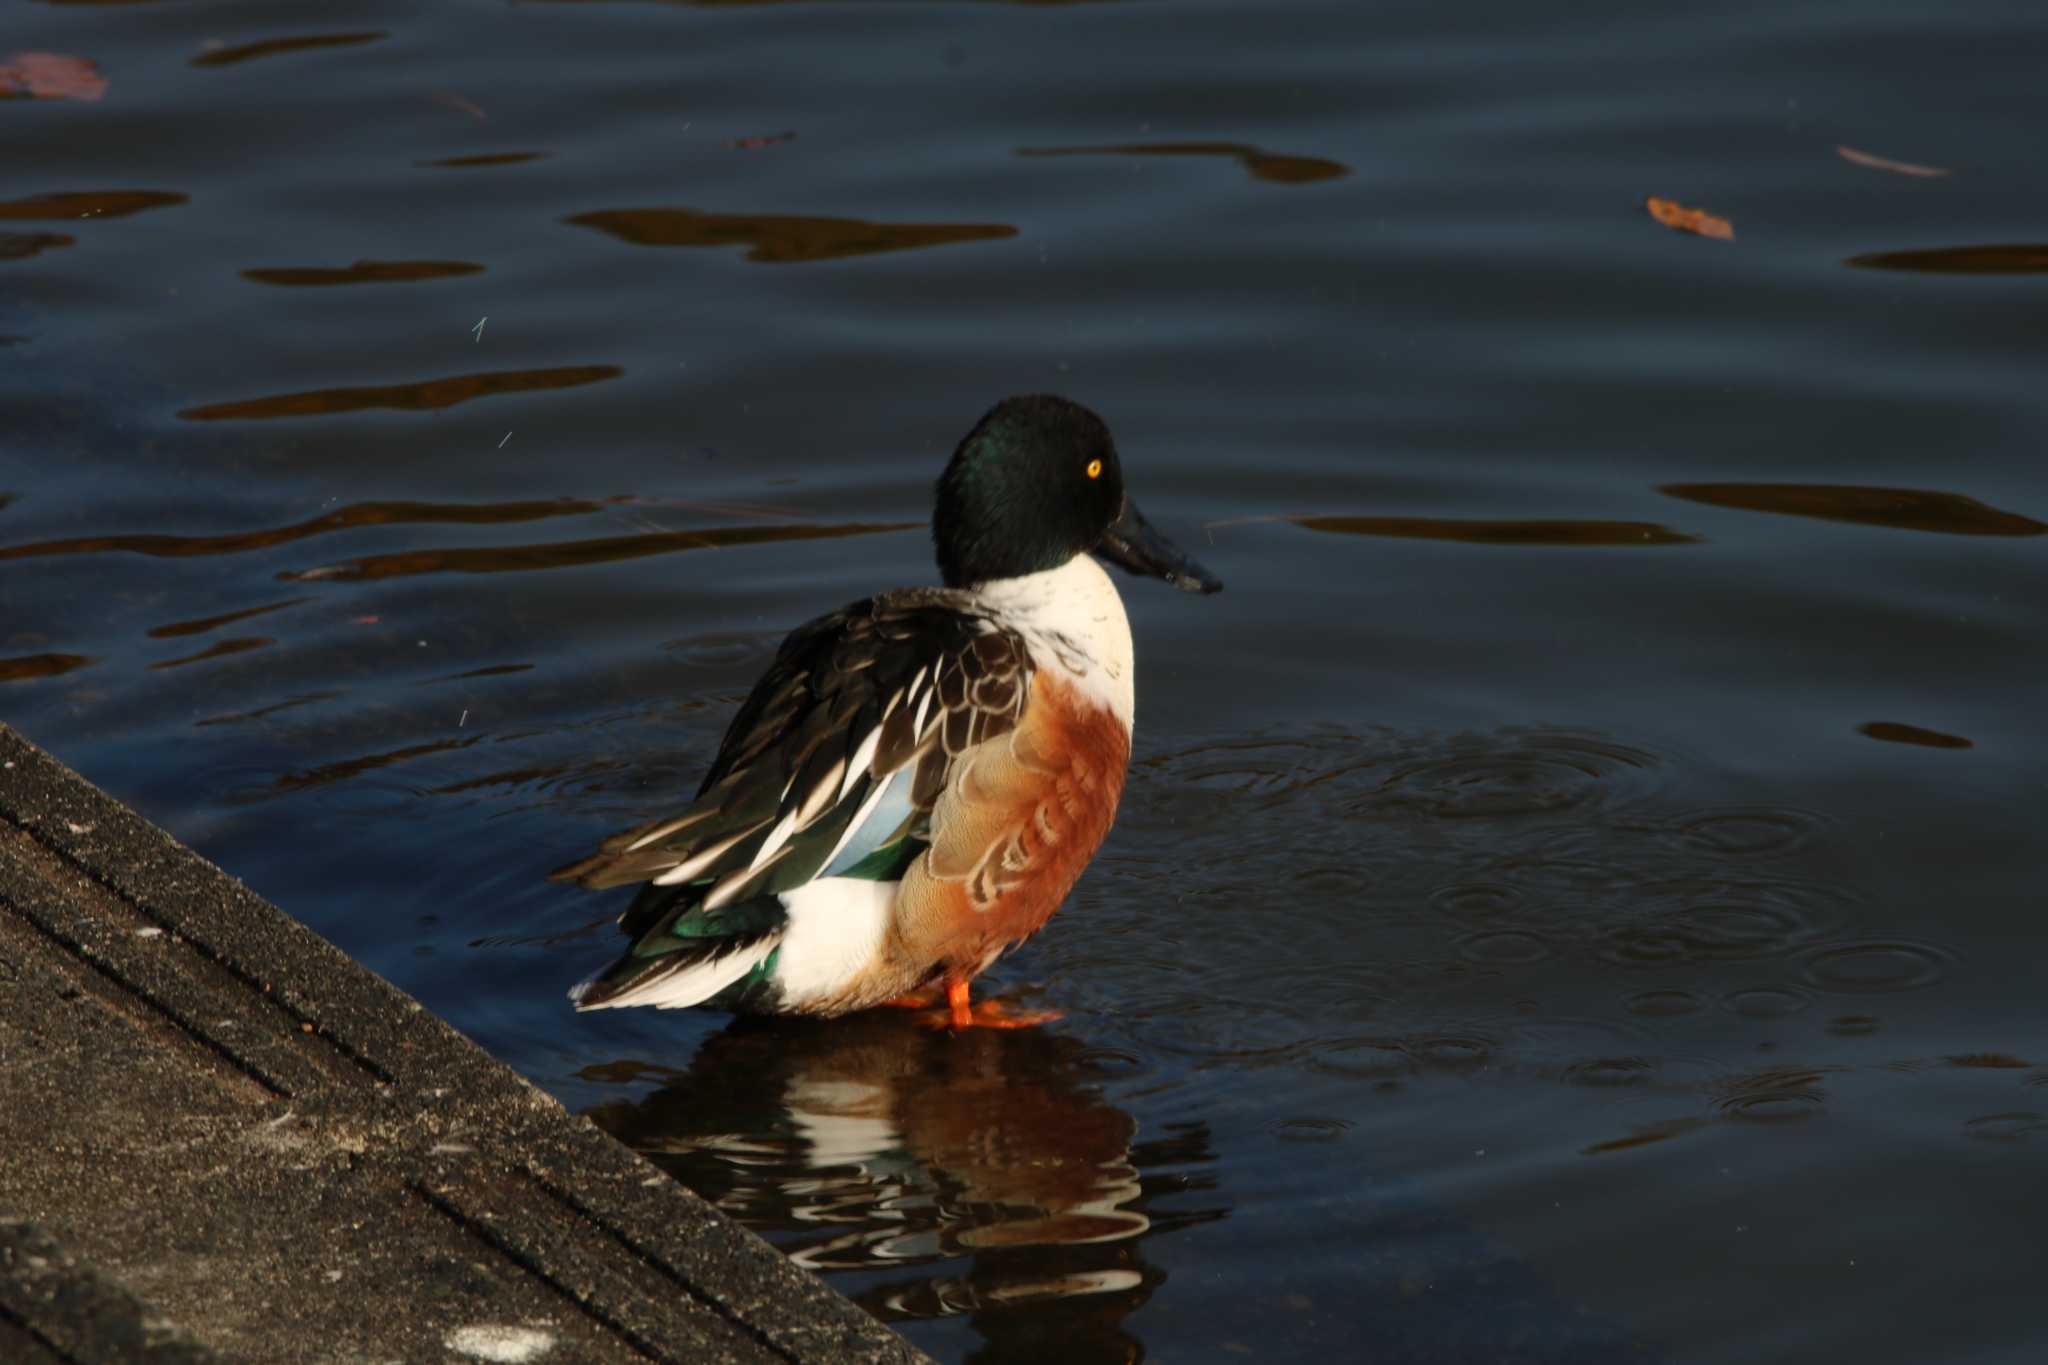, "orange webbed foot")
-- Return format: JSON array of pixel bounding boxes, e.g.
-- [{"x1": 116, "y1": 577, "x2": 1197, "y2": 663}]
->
[{"x1": 905, "y1": 980, "x2": 1062, "y2": 1032}]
